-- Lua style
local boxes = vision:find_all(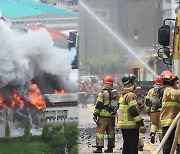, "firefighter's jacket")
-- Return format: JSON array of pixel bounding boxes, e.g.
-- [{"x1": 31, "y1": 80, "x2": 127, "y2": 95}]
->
[
  {"x1": 93, "y1": 84, "x2": 115, "y2": 117},
  {"x1": 160, "y1": 86, "x2": 180, "y2": 127},
  {"x1": 145, "y1": 85, "x2": 162, "y2": 113},
  {"x1": 117, "y1": 84, "x2": 143, "y2": 129}
]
